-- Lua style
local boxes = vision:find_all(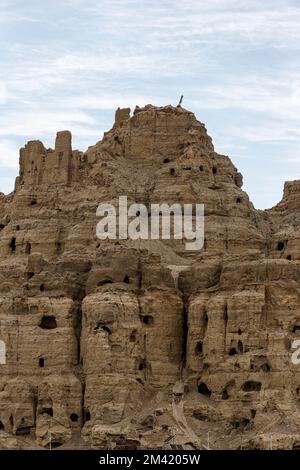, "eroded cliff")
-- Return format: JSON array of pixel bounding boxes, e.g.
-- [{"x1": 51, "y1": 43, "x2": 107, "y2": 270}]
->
[{"x1": 0, "y1": 104, "x2": 299, "y2": 450}]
